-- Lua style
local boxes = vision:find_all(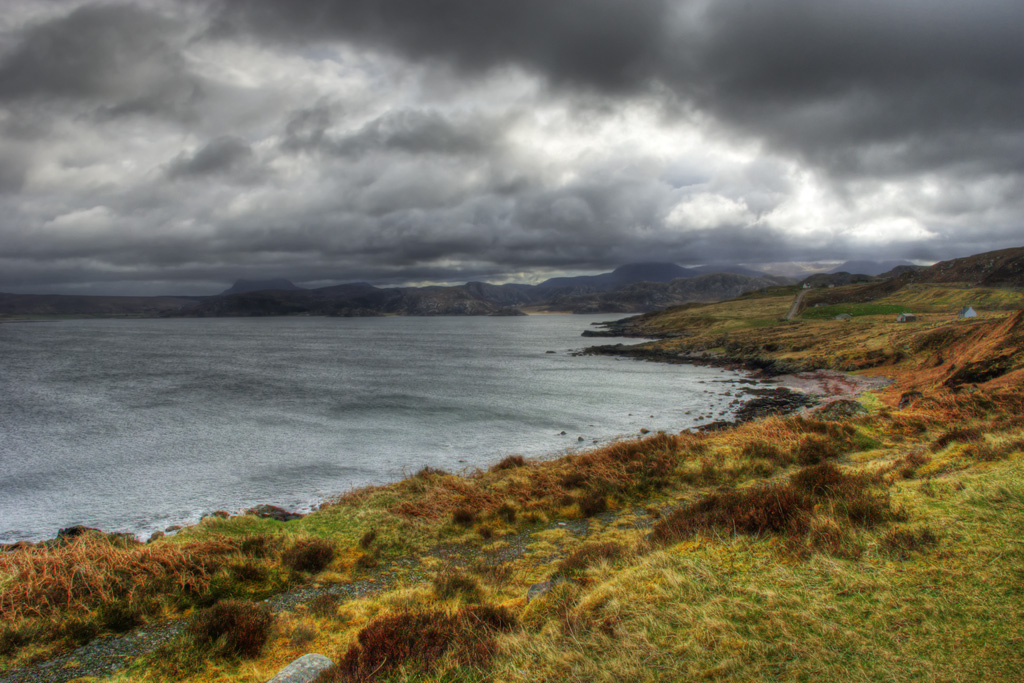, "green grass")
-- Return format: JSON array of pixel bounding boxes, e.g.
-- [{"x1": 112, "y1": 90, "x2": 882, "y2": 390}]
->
[{"x1": 802, "y1": 303, "x2": 906, "y2": 319}]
